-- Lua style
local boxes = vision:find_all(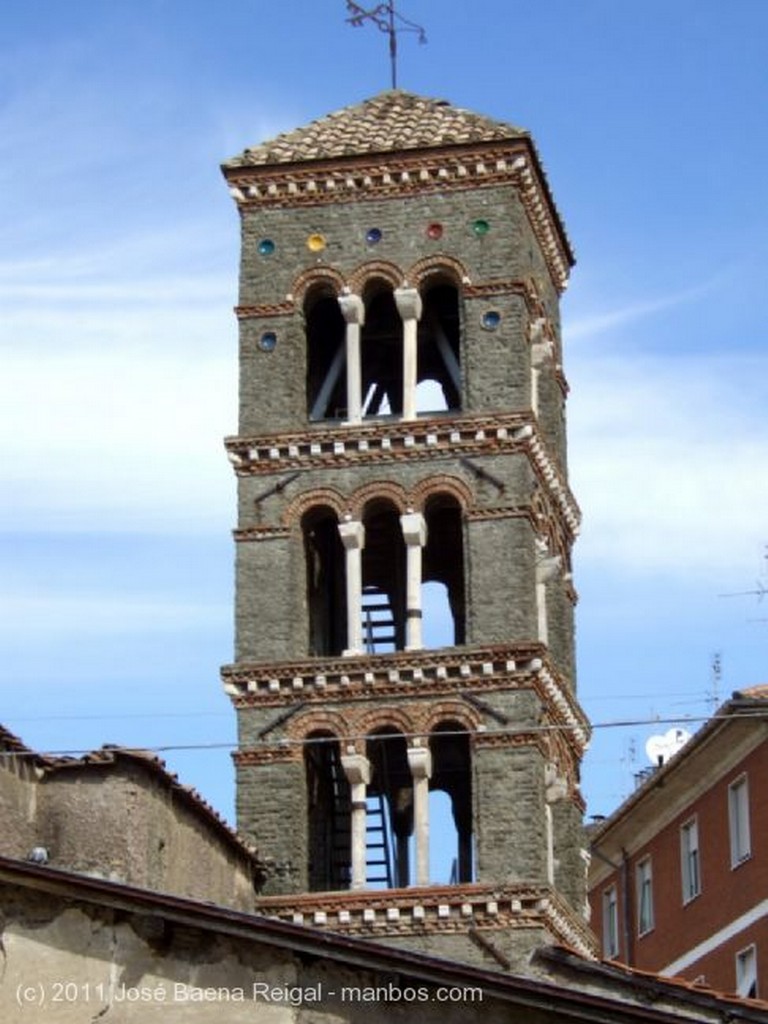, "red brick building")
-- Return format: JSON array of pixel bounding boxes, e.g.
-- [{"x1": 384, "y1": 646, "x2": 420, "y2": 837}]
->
[{"x1": 588, "y1": 686, "x2": 768, "y2": 998}]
